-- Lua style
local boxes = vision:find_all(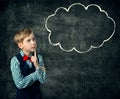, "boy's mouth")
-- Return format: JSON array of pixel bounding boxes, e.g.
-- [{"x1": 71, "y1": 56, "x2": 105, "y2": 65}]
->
[{"x1": 32, "y1": 46, "x2": 36, "y2": 49}]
